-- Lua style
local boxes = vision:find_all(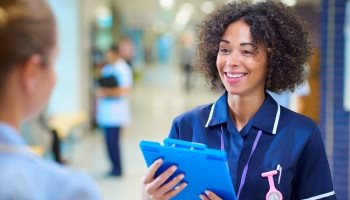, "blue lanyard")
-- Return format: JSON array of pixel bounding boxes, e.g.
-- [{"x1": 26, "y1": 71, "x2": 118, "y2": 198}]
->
[{"x1": 221, "y1": 125, "x2": 262, "y2": 200}]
